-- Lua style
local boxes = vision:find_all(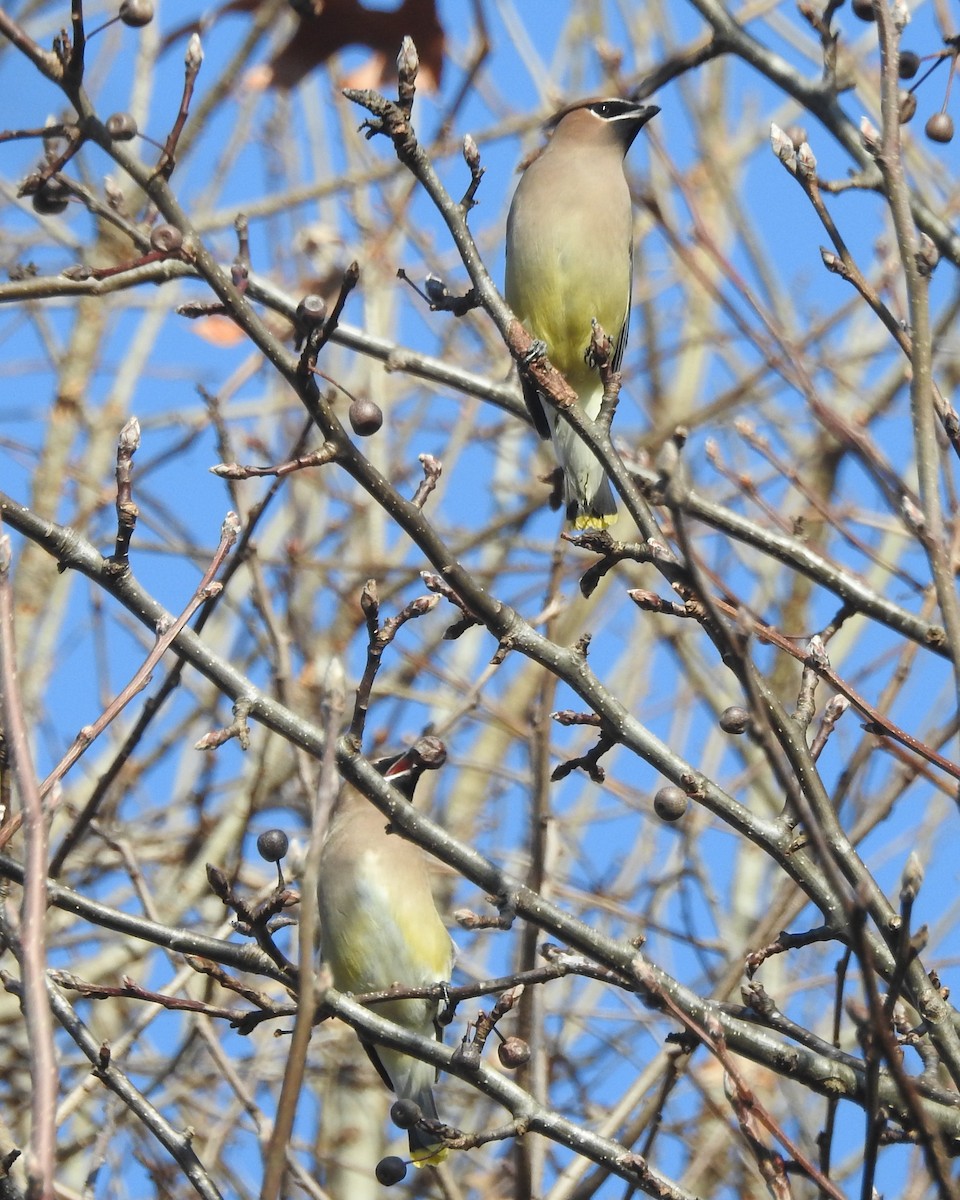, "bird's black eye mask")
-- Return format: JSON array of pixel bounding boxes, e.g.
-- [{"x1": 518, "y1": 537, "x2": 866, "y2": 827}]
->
[
  {"x1": 588, "y1": 100, "x2": 635, "y2": 119},
  {"x1": 544, "y1": 97, "x2": 657, "y2": 132}
]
